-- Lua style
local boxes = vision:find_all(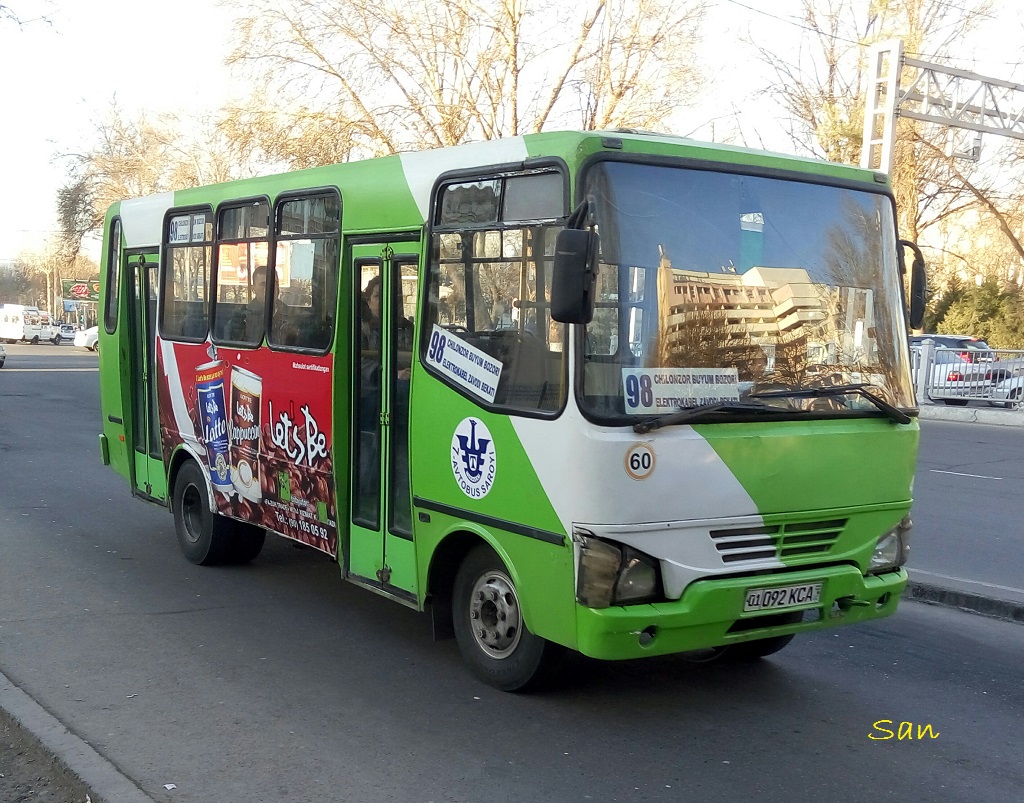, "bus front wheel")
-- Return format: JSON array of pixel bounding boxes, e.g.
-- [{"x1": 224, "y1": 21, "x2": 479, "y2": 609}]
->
[
  {"x1": 452, "y1": 545, "x2": 560, "y2": 692},
  {"x1": 718, "y1": 612, "x2": 802, "y2": 661},
  {"x1": 172, "y1": 460, "x2": 237, "y2": 565},
  {"x1": 720, "y1": 633, "x2": 796, "y2": 660}
]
